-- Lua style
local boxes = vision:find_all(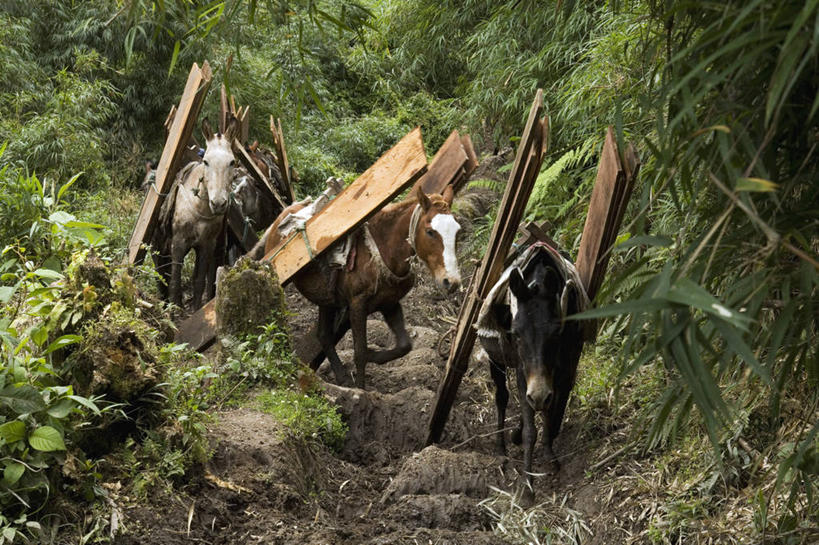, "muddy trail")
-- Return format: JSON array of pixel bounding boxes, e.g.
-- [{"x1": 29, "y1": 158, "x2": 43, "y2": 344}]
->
[
  {"x1": 117, "y1": 192, "x2": 624, "y2": 544},
  {"x1": 117, "y1": 270, "x2": 622, "y2": 545}
]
